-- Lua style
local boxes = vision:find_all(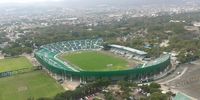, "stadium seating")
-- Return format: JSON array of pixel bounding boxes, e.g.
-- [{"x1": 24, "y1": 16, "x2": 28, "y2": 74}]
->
[
  {"x1": 109, "y1": 45, "x2": 147, "y2": 61},
  {"x1": 41, "y1": 38, "x2": 103, "y2": 54},
  {"x1": 35, "y1": 38, "x2": 104, "y2": 72},
  {"x1": 34, "y1": 38, "x2": 170, "y2": 81}
]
